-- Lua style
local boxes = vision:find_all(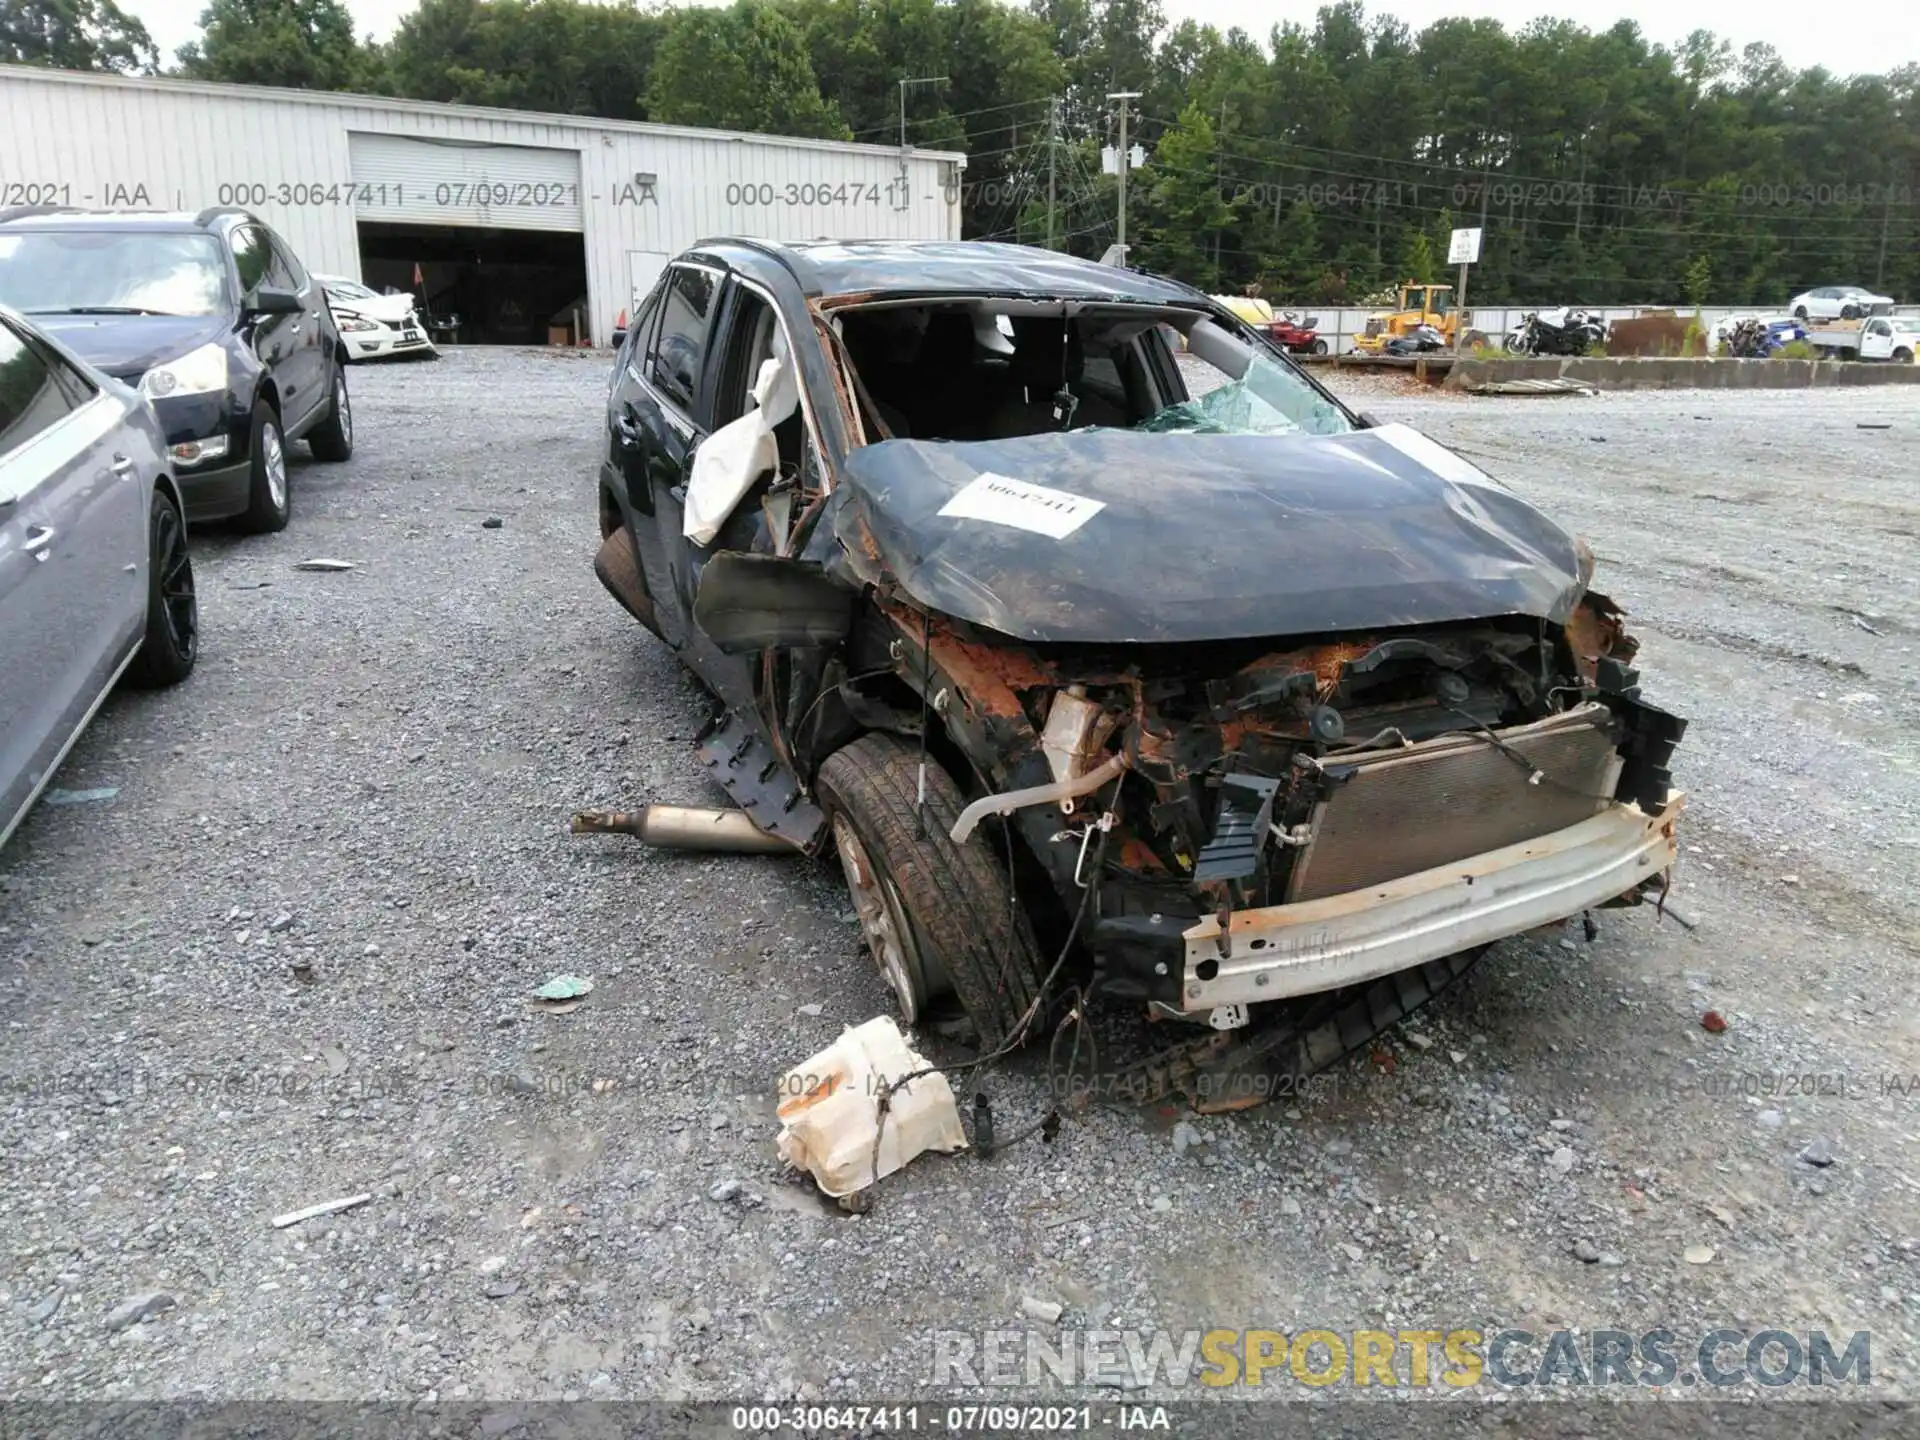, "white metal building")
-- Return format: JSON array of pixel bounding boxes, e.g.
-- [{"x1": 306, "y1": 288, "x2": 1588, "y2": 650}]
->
[{"x1": 0, "y1": 65, "x2": 965, "y2": 345}]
